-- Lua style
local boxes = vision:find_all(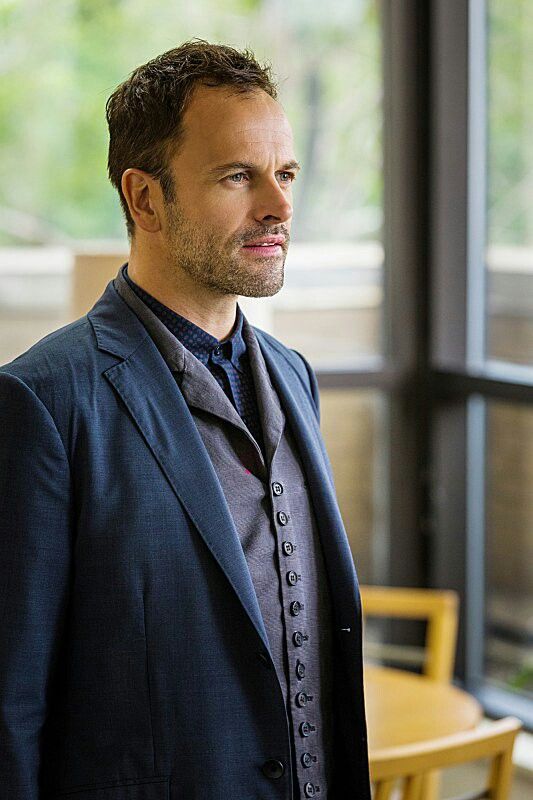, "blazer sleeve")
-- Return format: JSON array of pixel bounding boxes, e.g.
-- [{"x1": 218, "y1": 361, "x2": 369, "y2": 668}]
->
[{"x1": 0, "y1": 372, "x2": 73, "y2": 799}]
